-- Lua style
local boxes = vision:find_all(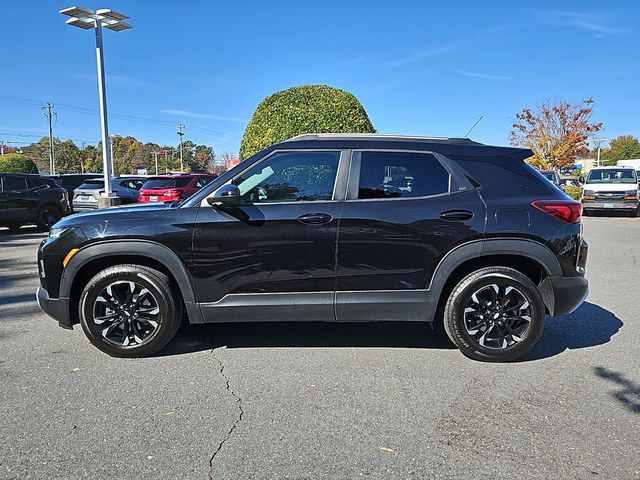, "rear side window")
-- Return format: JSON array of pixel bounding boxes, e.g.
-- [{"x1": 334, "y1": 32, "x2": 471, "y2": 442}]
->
[
  {"x1": 357, "y1": 152, "x2": 449, "y2": 199},
  {"x1": 195, "y1": 177, "x2": 213, "y2": 188},
  {"x1": 2, "y1": 177, "x2": 28, "y2": 192},
  {"x1": 26, "y1": 178, "x2": 46, "y2": 189}
]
